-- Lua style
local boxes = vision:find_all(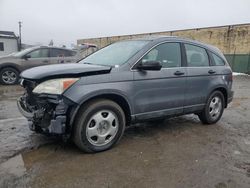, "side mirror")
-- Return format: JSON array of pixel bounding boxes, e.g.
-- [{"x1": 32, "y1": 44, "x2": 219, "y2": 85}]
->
[
  {"x1": 23, "y1": 54, "x2": 31, "y2": 60},
  {"x1": 137, "y1": 61, "x2": 162, "y2": 71}
]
